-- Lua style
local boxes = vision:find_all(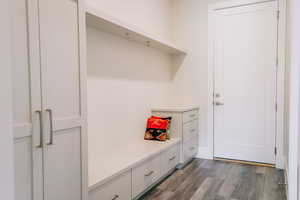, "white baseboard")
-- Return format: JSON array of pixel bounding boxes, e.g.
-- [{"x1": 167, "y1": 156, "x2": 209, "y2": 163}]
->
[
  {"x1": 284, "y1": 169, "x2": 288, "y2": 199},
  {"x1": 284, "y1": 157, "x2": 289, "y2": 199},
  {"x1": 196, "y1": 147, "x2": 213, "y2": 160}
]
